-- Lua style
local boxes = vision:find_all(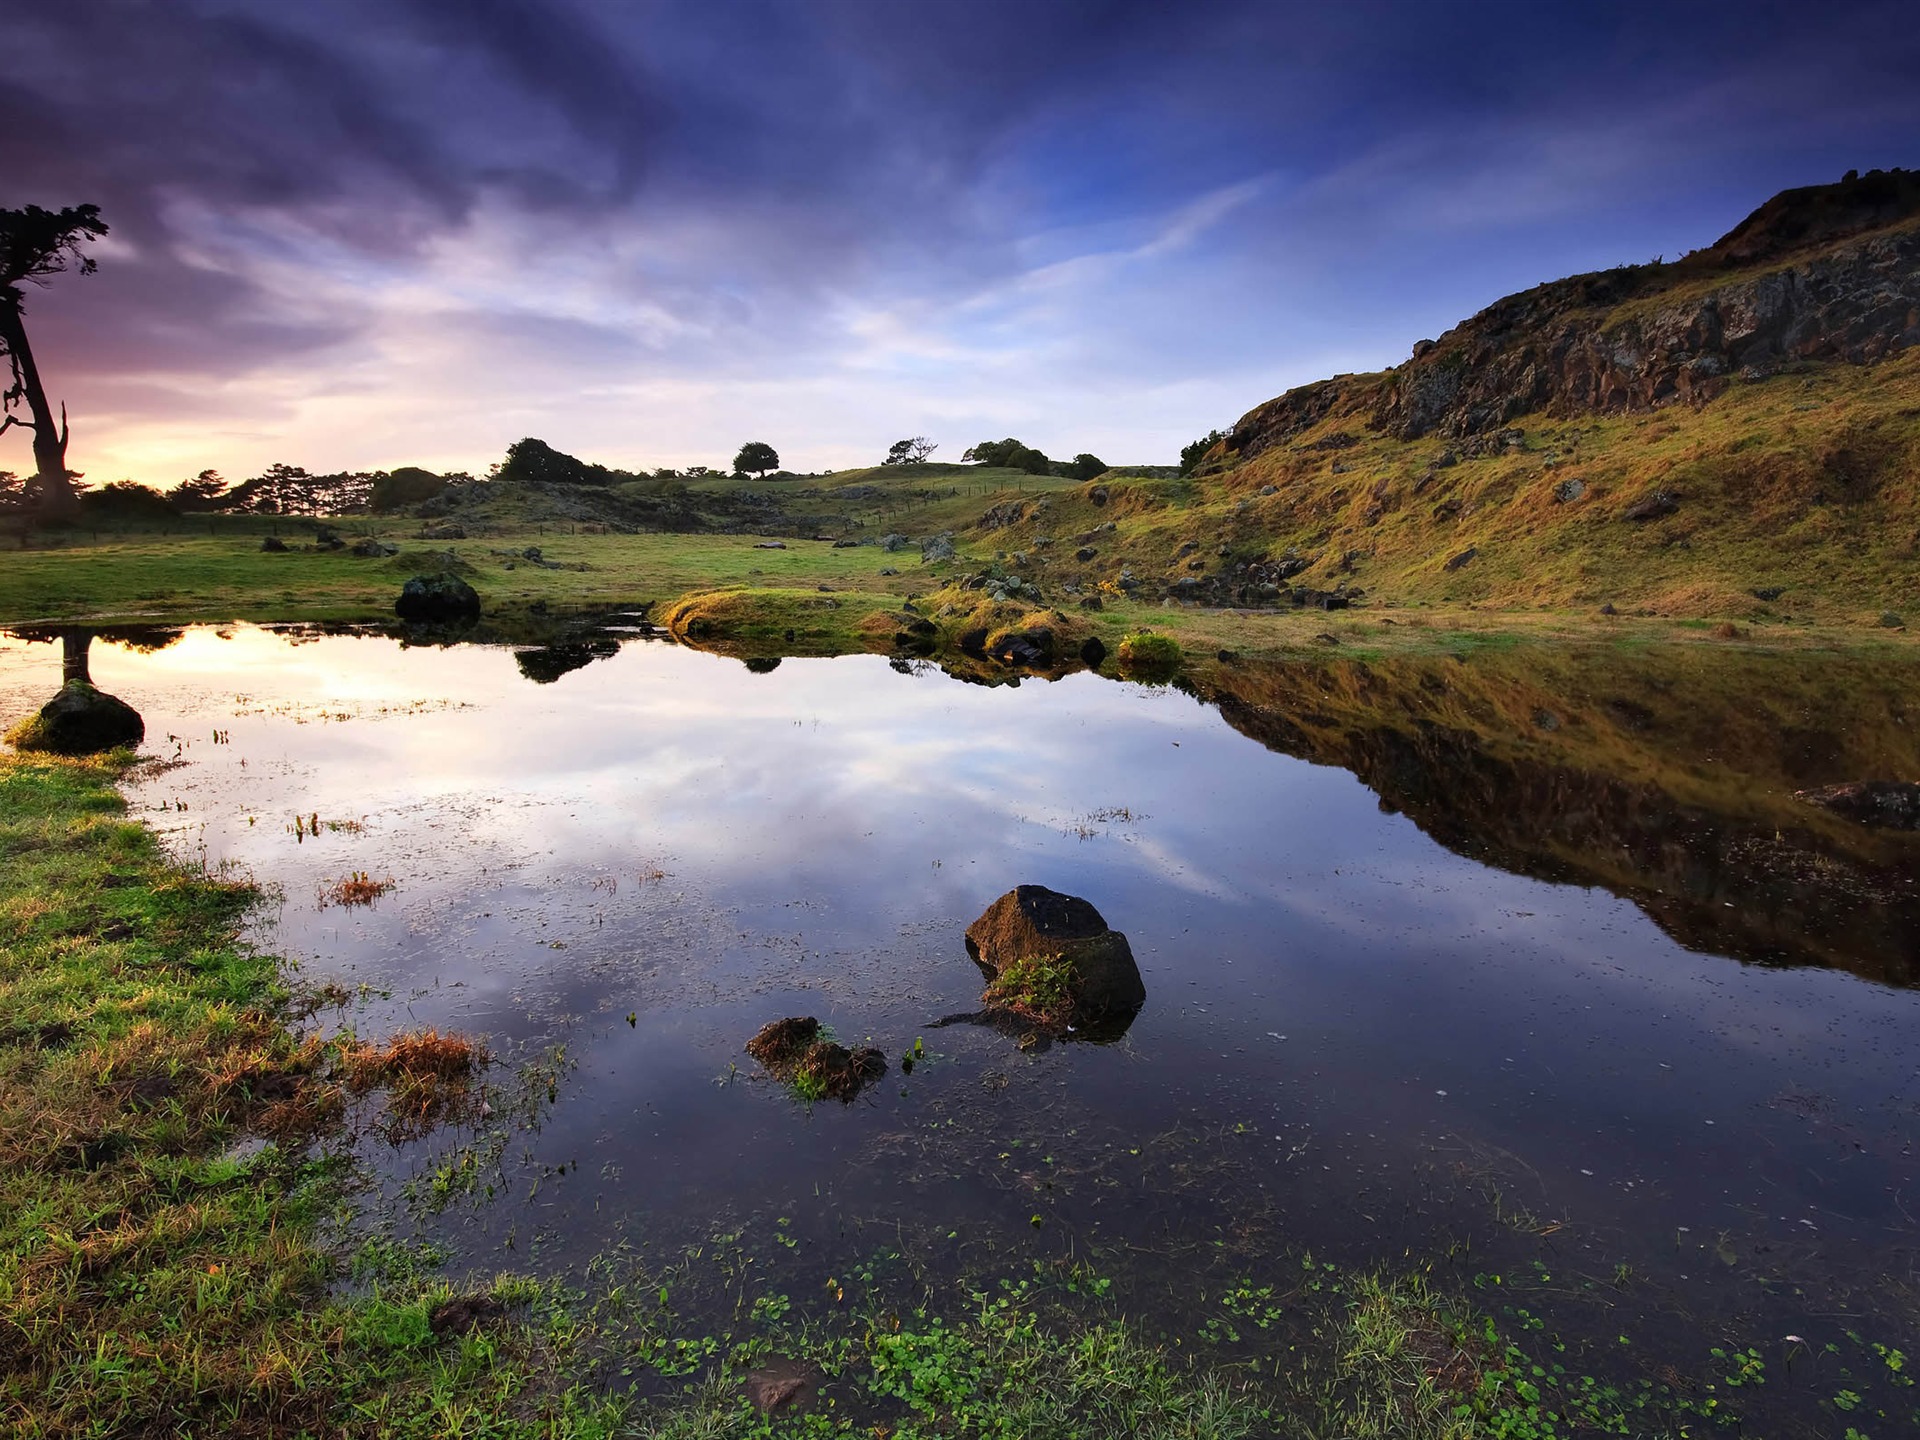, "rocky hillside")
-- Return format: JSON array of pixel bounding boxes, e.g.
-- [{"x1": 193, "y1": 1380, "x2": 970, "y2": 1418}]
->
[
  {"x1": 950, "y1": 170, "x2": 1920, "y2": 620},
  {"x1": 1229, "y1": 168, "x2": 1920, "y2": 458}
]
